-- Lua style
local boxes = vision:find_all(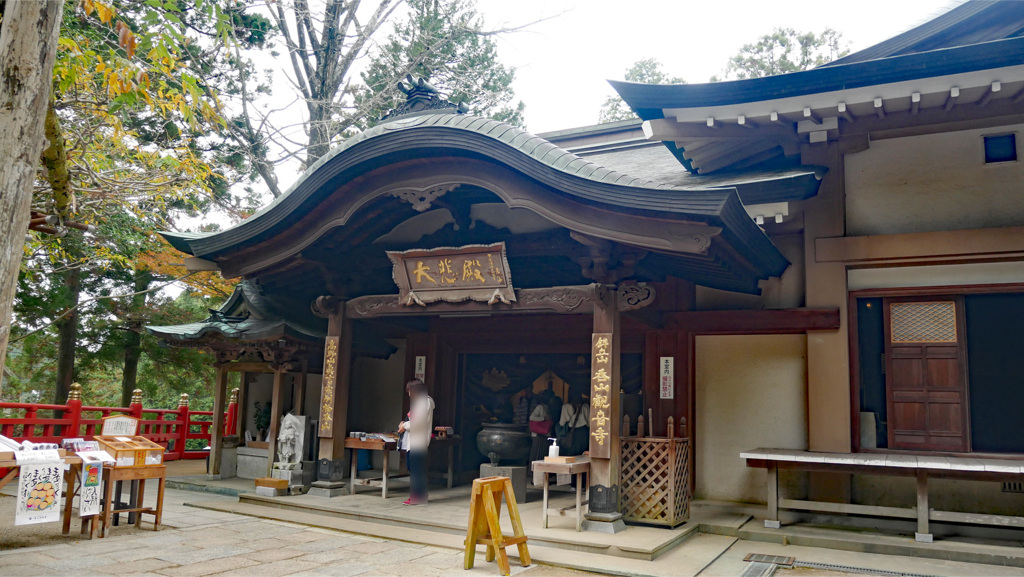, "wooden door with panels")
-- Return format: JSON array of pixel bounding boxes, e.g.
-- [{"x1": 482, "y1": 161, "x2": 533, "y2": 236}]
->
[{"x1": 883, "y1": 296, "x2": 970, "y2": 452}]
